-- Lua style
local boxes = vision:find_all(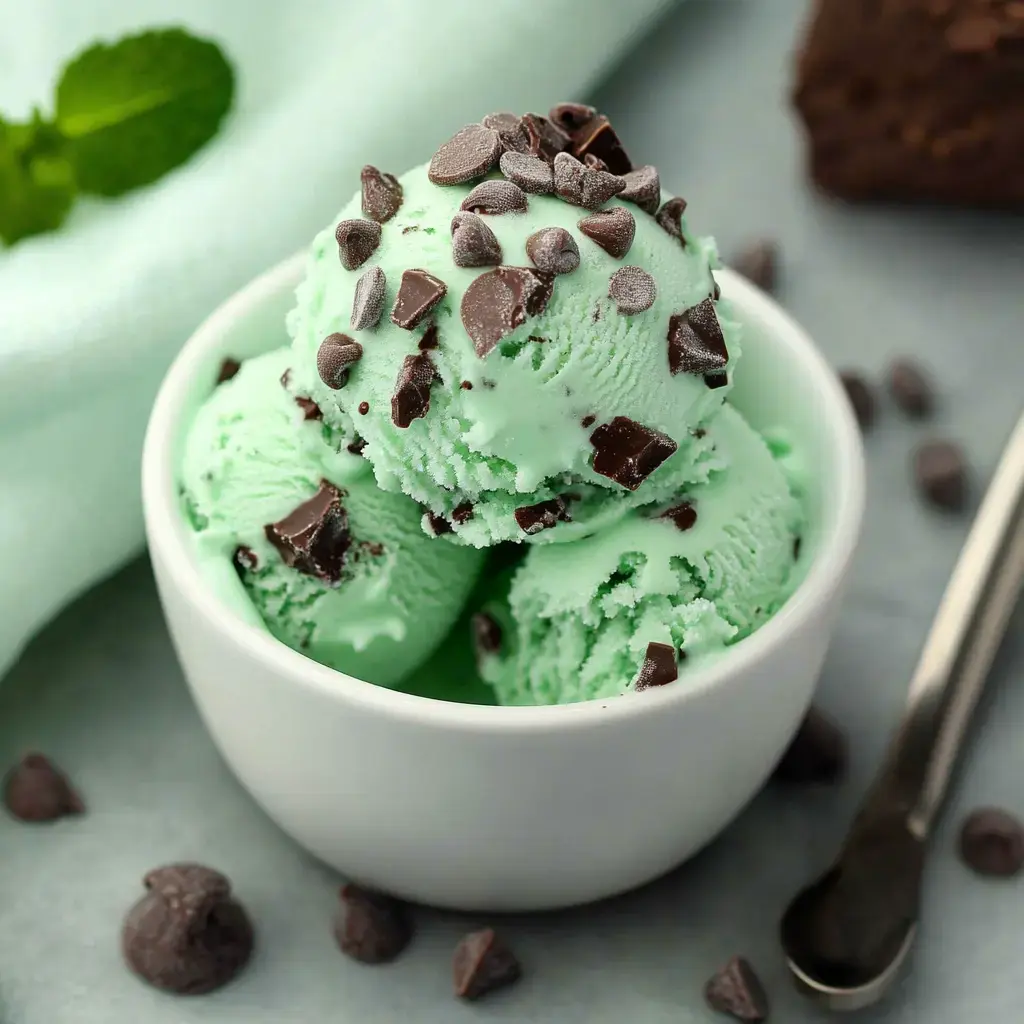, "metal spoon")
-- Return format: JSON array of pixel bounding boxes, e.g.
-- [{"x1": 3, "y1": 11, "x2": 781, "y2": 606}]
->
[{"x1": 781, "y1": 412, "x2": 1024, "y2": 1012}]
